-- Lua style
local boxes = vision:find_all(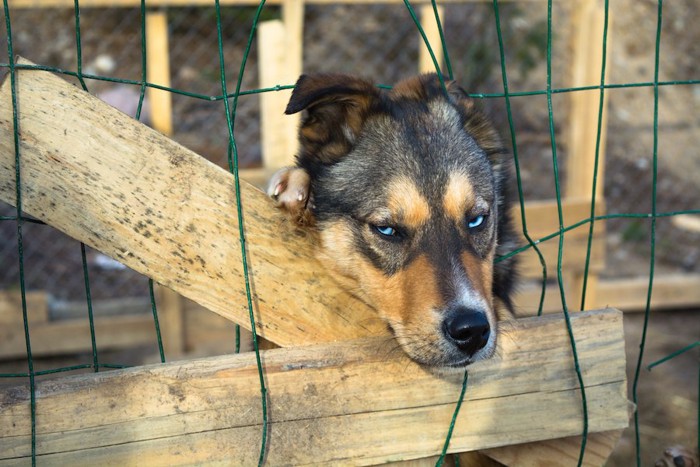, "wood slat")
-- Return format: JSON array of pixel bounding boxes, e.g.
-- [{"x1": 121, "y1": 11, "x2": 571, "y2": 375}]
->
[
  {"x1": 0, "y1": 309, "x2": 629, "y2": 466},
  {"x1": 0, "y1": 59, "x2": 387, "y2": 347}
]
